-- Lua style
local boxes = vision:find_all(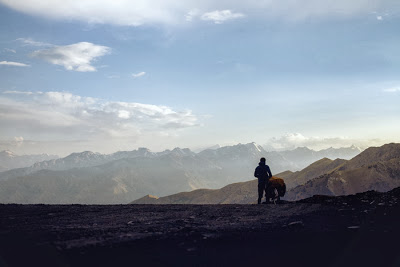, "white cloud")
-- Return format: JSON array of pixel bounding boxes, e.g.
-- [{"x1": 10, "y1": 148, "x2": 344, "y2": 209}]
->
[
  {"x1": 16, "y1": 38, "x2": 53, "y2": 47},
  {"x1": 118, "y1": 110, "x2": 130, "y2": 119},
  {"x1": 383, "y1": 87, "x2": 400, "y2": 92},
  {"x1": 377, "y1": 15, "x2": 383, "y2": 20},
  {"x1": 0, "y1": 61, "x2": 30, "y2": 67},
  {"x1": 185, "y1": 9, "x2": 244, "y2": 24},
  {"x1": 185, "y1": 9, "x2": 200, "y2": 22},
  {"x1": 201, "y1": 10, "x2": 244, "y2": 24},
  {"x1": 0, "y1": 0, "x2": 394, "y2": 26},
  {"x1": 132, "y1": 71, "x2": 146, "y2": 78},
  {"x1": 106, "y1": 74, "x2": 120, "y2": 79},
  {"x1": 0, "y1": 91, "x2": 199, "y2": 142},
  {"x1": 31, "y1": 42, "x2": 110, "y2": 72},
  {"x1": 3, "y1": 90, "x2": 36, "y2": 95},
  {"x1": 264, "y1": 133, "x2": 385, "y2": 151},
  {"x1": 4, "y1": 48, "x2": 16, "y2": 53}
]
